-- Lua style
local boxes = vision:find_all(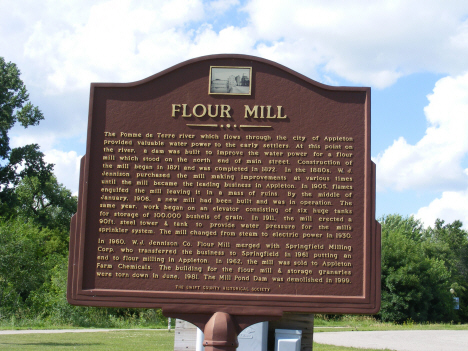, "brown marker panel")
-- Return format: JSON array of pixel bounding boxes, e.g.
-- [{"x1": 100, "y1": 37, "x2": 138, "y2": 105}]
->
[{"x1": 68, "y1": 54, "x2": 380, "y2": 315}]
